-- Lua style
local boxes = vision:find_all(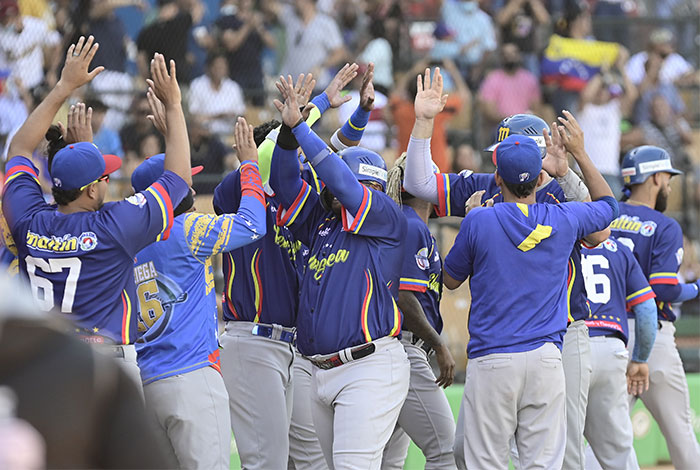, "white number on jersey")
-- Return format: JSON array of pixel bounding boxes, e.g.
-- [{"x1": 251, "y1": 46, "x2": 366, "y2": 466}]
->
[
  {"x1": 617, "y1": 237, "x2": 635, "y2": 252},
  {"x1": 25, "y1": 256, "x2": 81, "y2": 312},
  {"x1": 581, "y1": 254, "x2": 611, "y2": 304}
]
